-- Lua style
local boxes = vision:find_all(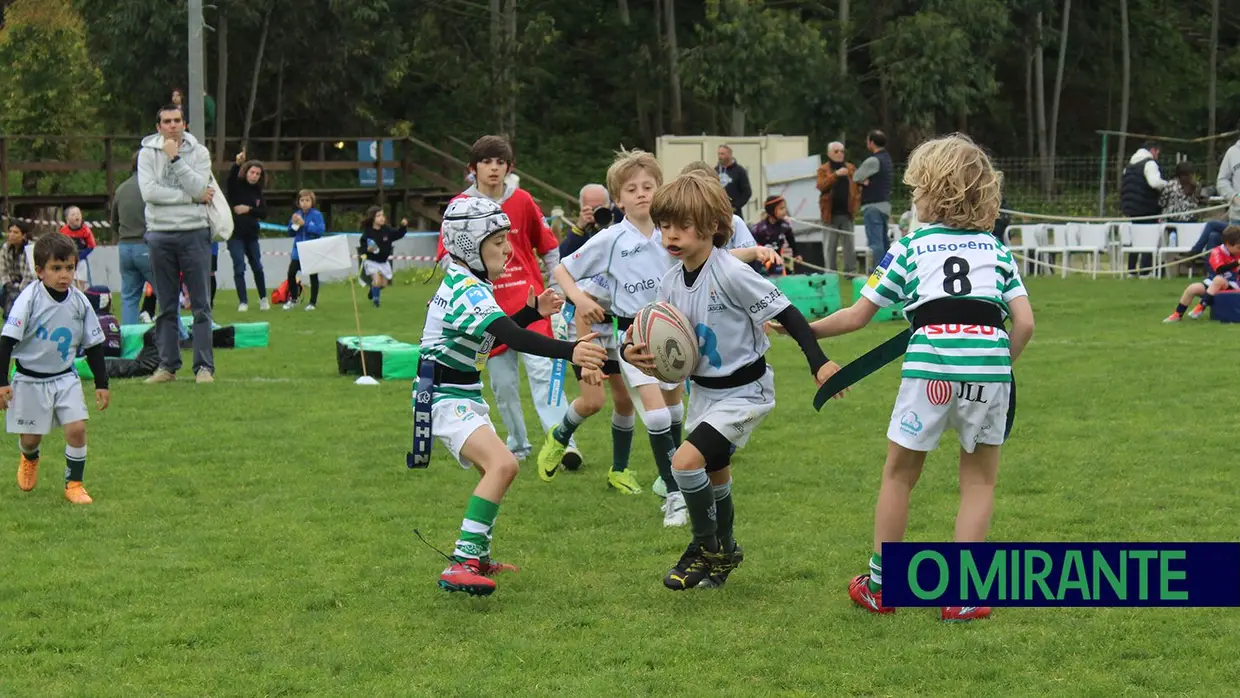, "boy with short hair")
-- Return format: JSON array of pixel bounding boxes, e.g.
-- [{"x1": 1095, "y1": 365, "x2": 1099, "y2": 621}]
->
[
  {"x1": 434, "y1": 136, "x2": 582, "y2": 470},
  {"x1": 423, "y1": 198, "x2": 607, "y2": 596},
  {"x1": 777, "y1": 134, "x2": 1035, "y2": 621},
  {"x1": 1163, "y1": 225, "x2": 1240, "y2": 322},
  {"x1": 622, "y1": 171, "x2": 840, "y2": 589},
  {"x1": 0, "y1": 233, "x2": 111, "y2": 504}
]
